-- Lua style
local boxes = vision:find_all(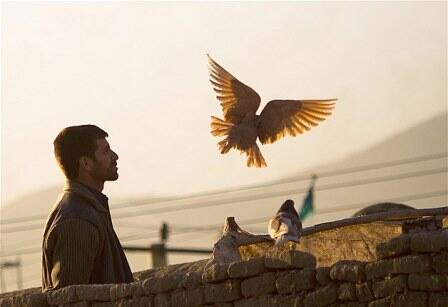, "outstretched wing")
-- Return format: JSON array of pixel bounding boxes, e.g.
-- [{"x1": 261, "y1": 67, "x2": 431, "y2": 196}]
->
[
  {"x1": 257, "y1": 99, "x2": 336, "y2": 144},
  {"x1": 208, "y1": 55, "x2": 261, "y2": 124}
]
